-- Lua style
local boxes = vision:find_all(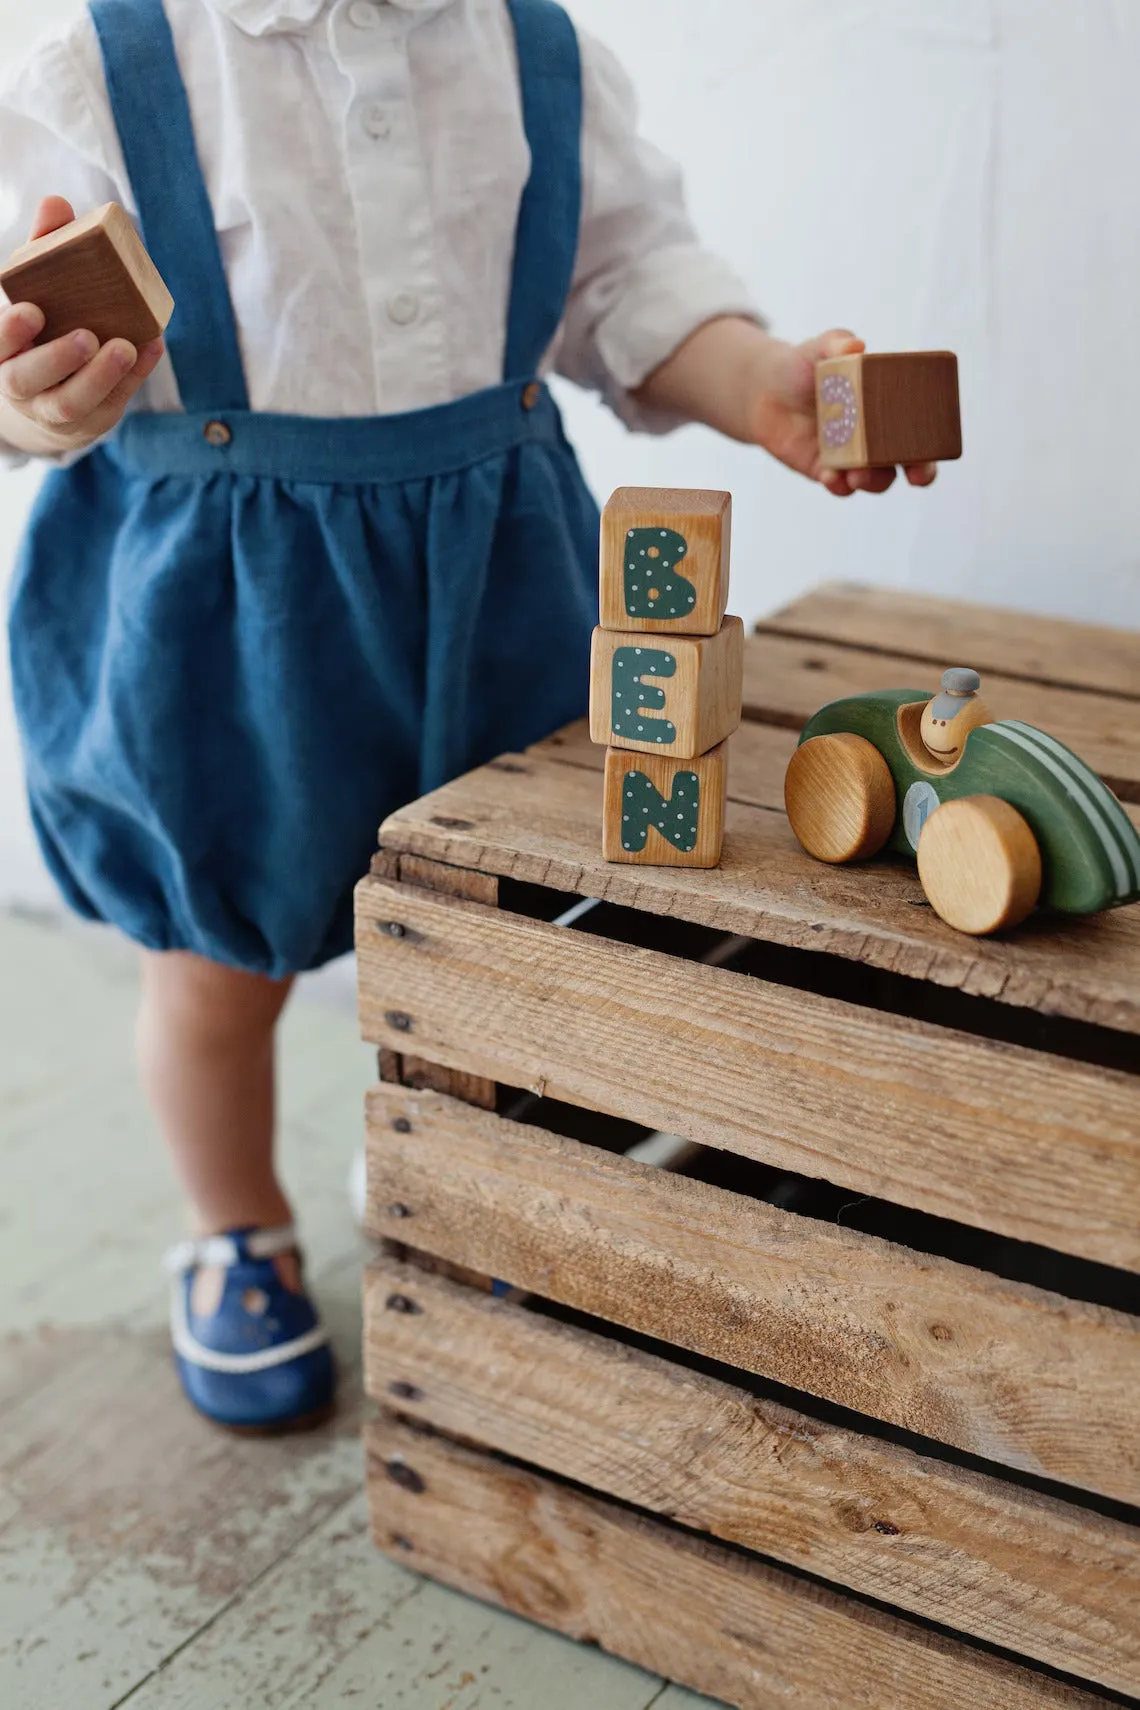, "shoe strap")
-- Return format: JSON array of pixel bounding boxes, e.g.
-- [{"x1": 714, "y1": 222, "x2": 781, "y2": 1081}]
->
[{"x1": 164, "y1": 1223, "x2": 299, "y2": 1275}]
